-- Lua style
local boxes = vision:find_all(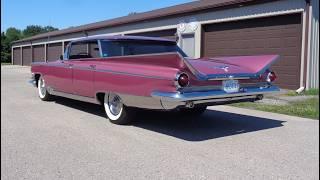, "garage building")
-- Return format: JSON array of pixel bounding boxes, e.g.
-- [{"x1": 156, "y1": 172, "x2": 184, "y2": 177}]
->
[{"x1": 11, "y1": 0, "x2": 319, "y2": 90}]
